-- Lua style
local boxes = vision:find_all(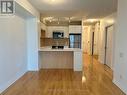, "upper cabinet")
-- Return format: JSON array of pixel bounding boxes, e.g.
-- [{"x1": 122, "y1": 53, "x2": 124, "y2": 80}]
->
[
  {"x1": 40, "y1": 23, "x2": 82, "y2": 38},
  {"x1": 69, "y1": 25, "x2": 82, "y2": 34},
  {"x1": 46, "y1": 26, "x2": 69, "y2": 38}
]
